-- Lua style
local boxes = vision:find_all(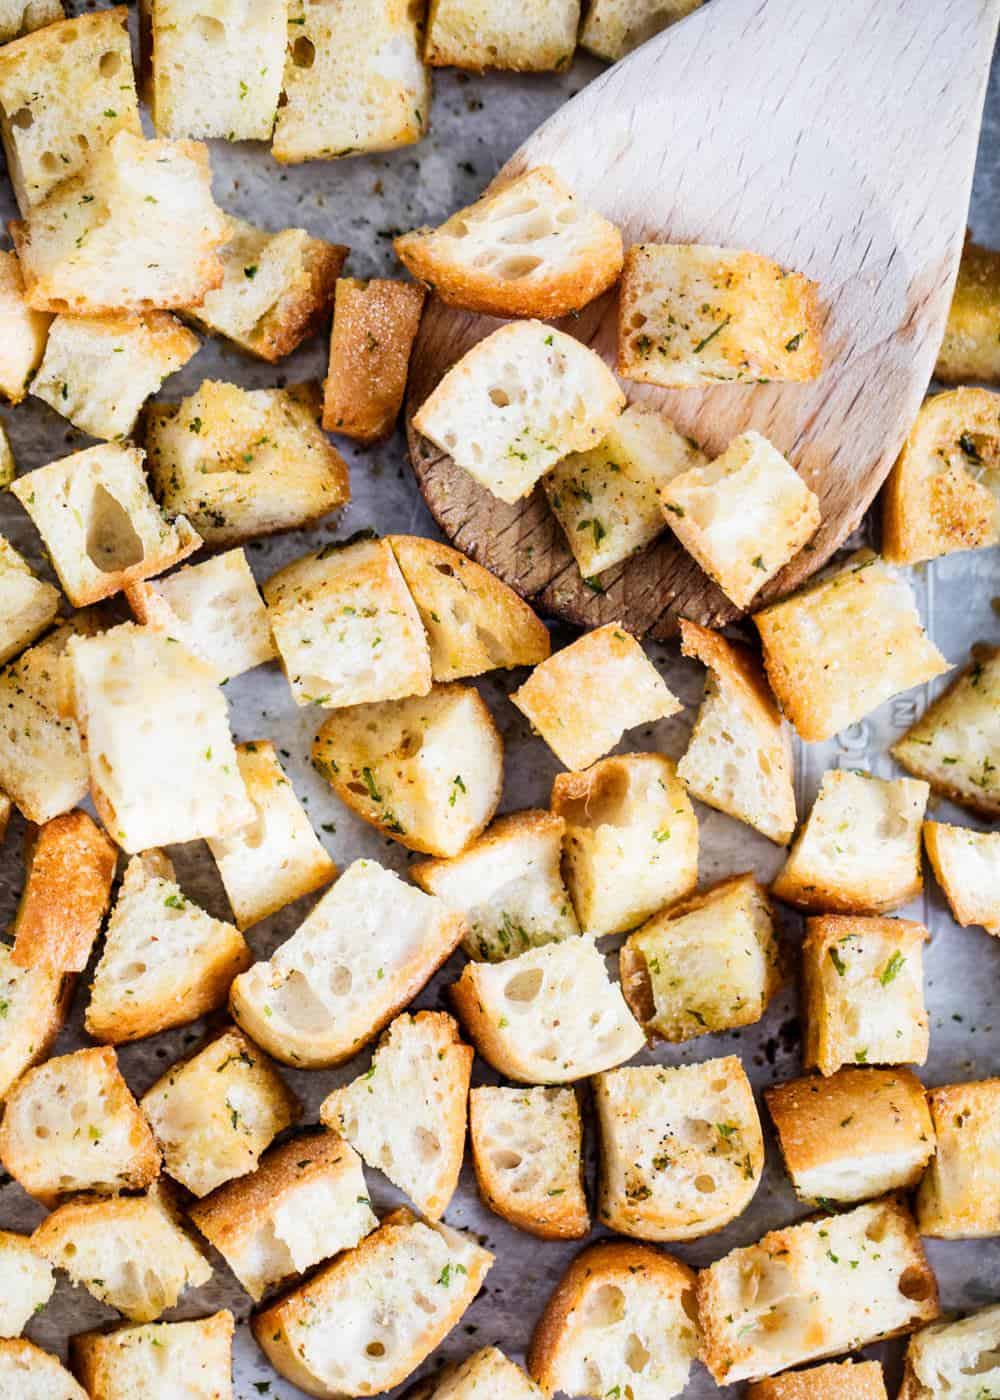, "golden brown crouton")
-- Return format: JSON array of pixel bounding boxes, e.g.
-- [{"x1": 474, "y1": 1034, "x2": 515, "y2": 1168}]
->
[
  {"x1": 935, "y1": 237, "x2": 1000, "y2": 383},
  {"x1": 11, "y1": 810, "x2": 116, "y2": 972},
  {"x1": 322, "y1": 278, "x2": 425, "y2": 442}
]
